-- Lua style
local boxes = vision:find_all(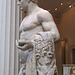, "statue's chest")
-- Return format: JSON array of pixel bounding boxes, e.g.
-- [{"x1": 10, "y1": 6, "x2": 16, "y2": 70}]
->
[
  {"x1": 24, "y1": 15, "x2": 37, "y2": 23},
  {"x1": 20, "y1": 15, "x2": 39, "y2": 31}
]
